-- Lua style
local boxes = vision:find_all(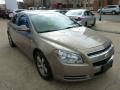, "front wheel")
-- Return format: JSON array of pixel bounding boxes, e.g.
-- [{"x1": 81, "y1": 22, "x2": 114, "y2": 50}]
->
[{"x1": 34, "y1": 51, "x2": 53, "y2": 80}]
